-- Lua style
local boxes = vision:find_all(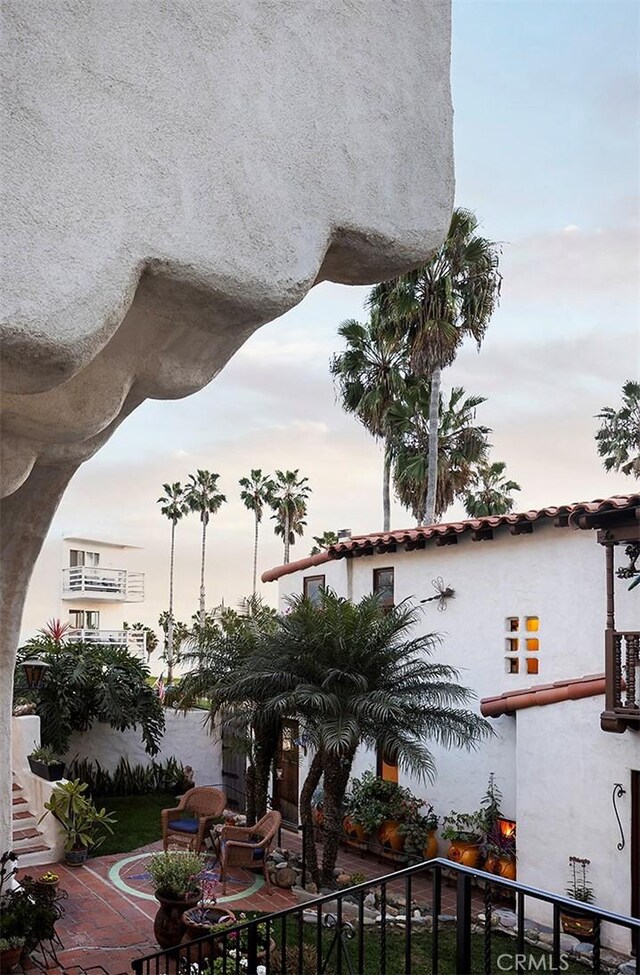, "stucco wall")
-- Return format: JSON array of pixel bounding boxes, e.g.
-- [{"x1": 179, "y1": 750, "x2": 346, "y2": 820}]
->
[
  {"x1": 65, "y1": 709, "x2": 223, "y2": 791},
  {"x1": 275, "y1": 522, "x2": 638, "y2": 928},
  {"x1": 516, "y1": 695, "x2": 637, "y2": 954}
]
